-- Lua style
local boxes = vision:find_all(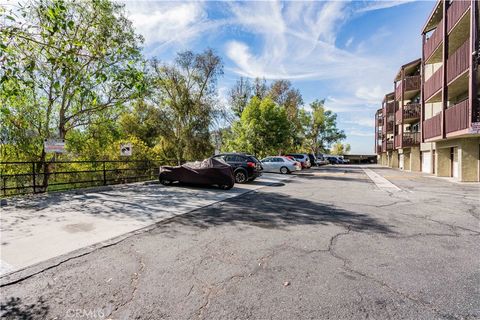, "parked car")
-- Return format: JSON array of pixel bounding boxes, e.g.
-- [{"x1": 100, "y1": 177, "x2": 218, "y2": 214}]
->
[
  {"x1": 212, "y1": 153, "x2": 263, "y2": 183},
  {"x1": 284, "y1": 153, "x2": 311, "y2": 168},
  {"x1": 325, "y1": 156, "x2": 345, "y2": 164},
  {"x1": 159, "y1": 157, "x2": 235, "y2": 189},
  {"x1": 315, "y1": 155, "x2": 328, "y2": 166},
  {"x1": 261, "y1": 156, "x2": 301, "y2": 174}
]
